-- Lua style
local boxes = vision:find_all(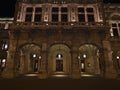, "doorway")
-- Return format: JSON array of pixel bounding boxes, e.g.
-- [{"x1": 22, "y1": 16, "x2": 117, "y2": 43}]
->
[
  {"x1": 56, "y1": 60, "x2": 63, "y2": 71},
  {"x1": 79, "y1": 44, "x2": 101, "y2": 75},
  {"x1": 48, "y1": 44, "x2": 71, "y2": 75}
]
